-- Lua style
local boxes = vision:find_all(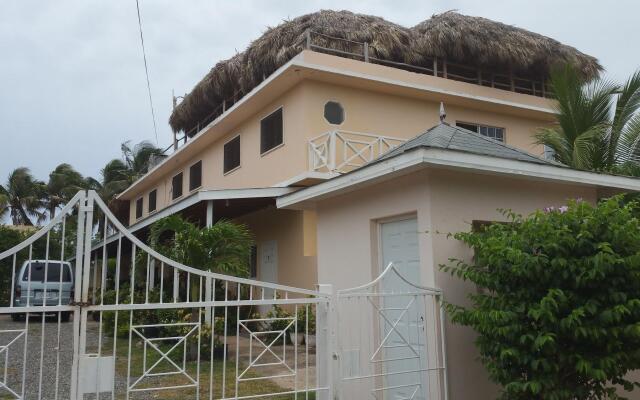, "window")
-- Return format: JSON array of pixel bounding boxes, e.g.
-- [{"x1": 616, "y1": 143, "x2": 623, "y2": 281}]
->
[
  {"x1": 324, "y1": 101, "x2": 344, "y2": 125},
  {"x1": 249, "y1": 245, "x2": 257, "y2": 278},
  {"x1": 135, "y1": 197, "x2": 143, "y2": 219},
  {"x1": 22, "y1": 262, "x2": 72, "y2": 282},
  {"x1": 148, "y1": 189, "x2": 157, "y2": 213},
  {"x1": 172, "y1": 172, "x2": 183, "y2": 200},
  {"x1": 224, "y1": 136, "x2": 241, "y2": 173},
  {"x1": 260, "y1": 108, "x2": 283, "y2": 154},
  {"x1": 456, "y1": 122, "x2": 505, "y2": 142},
  {"x1": 189, "y1": 161, "x2": 202, "y2": 191}
]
